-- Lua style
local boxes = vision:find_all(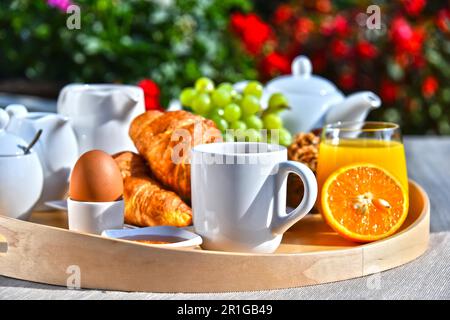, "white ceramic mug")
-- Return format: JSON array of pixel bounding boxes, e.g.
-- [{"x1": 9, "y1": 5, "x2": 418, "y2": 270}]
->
[
  {"x1": 191, "y1": 142, "x2": 317, "y2": 253},
  {"x1": 67, "y1": 198, "x2": 124, "y2": 235}
]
